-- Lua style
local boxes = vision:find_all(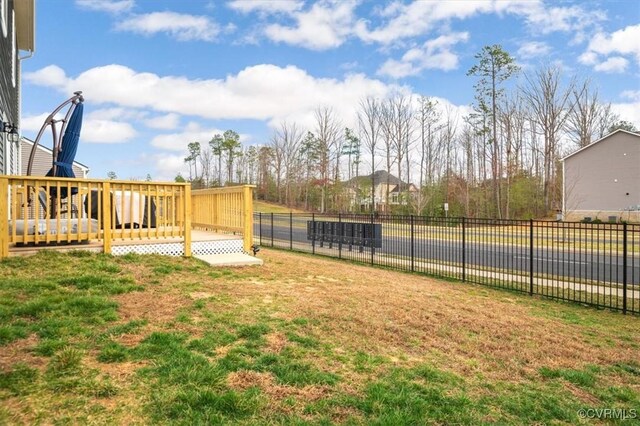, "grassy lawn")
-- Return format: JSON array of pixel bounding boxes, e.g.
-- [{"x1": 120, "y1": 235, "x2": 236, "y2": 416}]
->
[
  {"x1": 1, "y1": 250, "x2": 639, "y2": 425},
  {"x1": 254, "y1": 201, "x2": 306, "y2": 214}
]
